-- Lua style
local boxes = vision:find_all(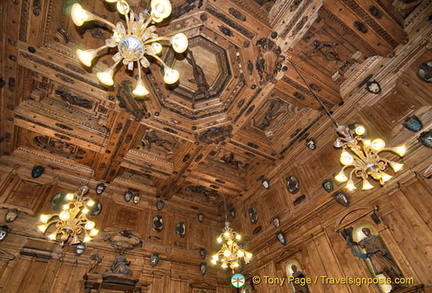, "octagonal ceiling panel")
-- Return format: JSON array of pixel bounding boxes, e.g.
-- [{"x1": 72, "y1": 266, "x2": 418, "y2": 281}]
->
[{"x1": 168, "y1": 36, "x2": 231, "y2": 103}]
